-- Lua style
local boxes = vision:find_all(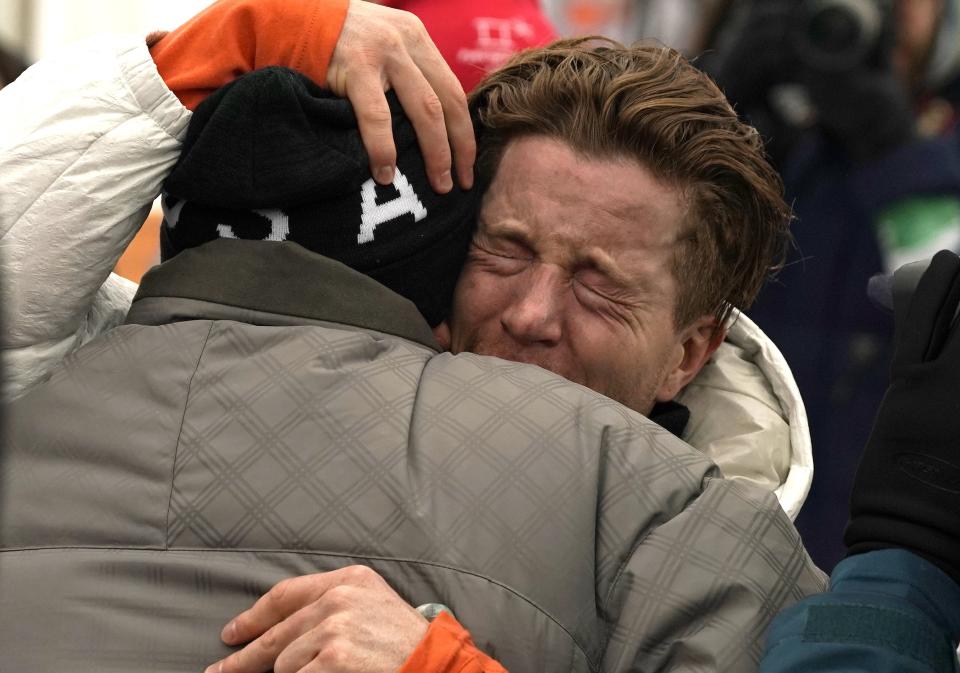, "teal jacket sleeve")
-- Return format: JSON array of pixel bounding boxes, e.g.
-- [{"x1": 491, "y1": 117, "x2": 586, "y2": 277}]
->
[{"x1": 760, "y1": 549, "x2": 960, "y2": 673}]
